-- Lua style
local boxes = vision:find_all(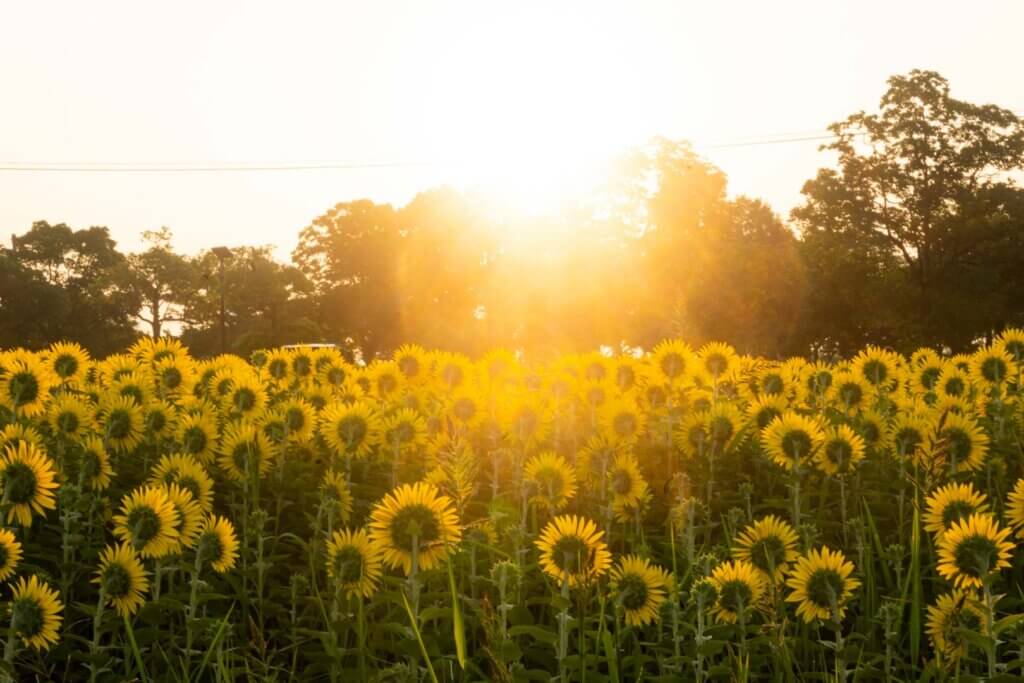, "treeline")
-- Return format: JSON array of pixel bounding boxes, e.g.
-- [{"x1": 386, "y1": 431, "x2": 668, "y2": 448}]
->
[{"x1": 2, "y1": 70, "x2": 1023, "y2": 359}]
